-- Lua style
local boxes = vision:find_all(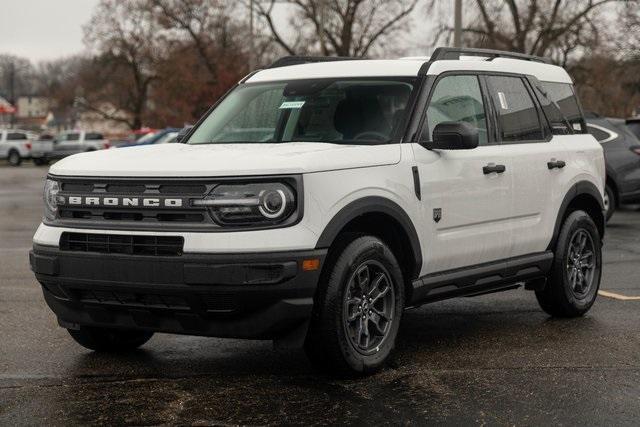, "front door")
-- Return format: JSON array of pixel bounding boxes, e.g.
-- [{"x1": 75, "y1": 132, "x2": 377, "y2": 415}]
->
[{"x1": 412, "y1": 74, "x2": 514, "y2": 274}]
